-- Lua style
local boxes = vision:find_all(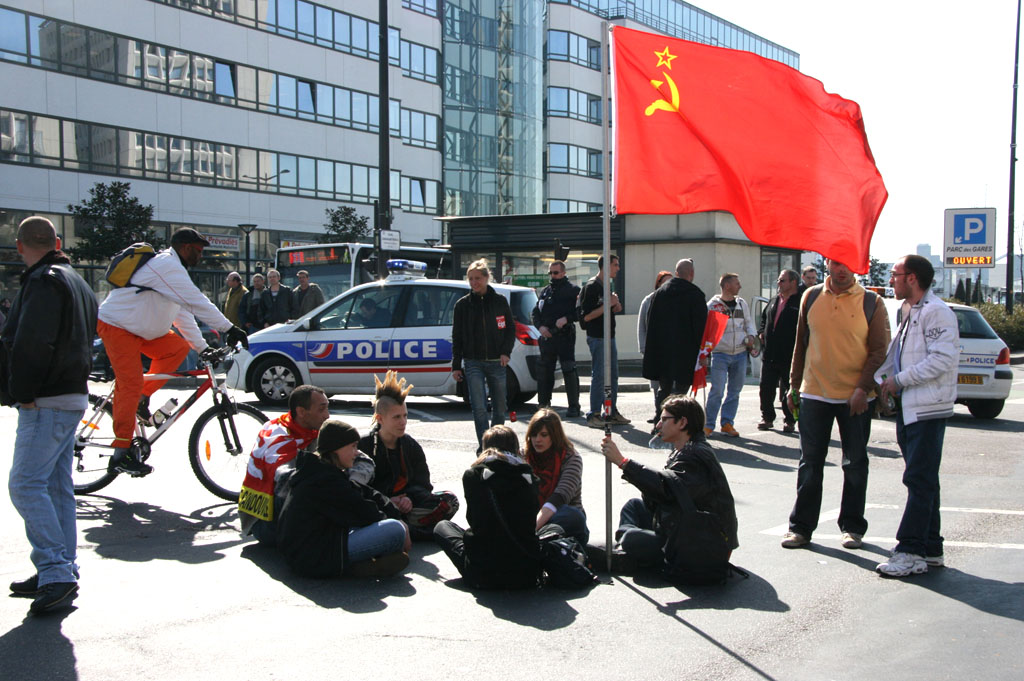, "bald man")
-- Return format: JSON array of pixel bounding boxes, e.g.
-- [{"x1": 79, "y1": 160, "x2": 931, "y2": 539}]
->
[{"x1": 3, "y1": 217, "x2": 97, "y2": 613}]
